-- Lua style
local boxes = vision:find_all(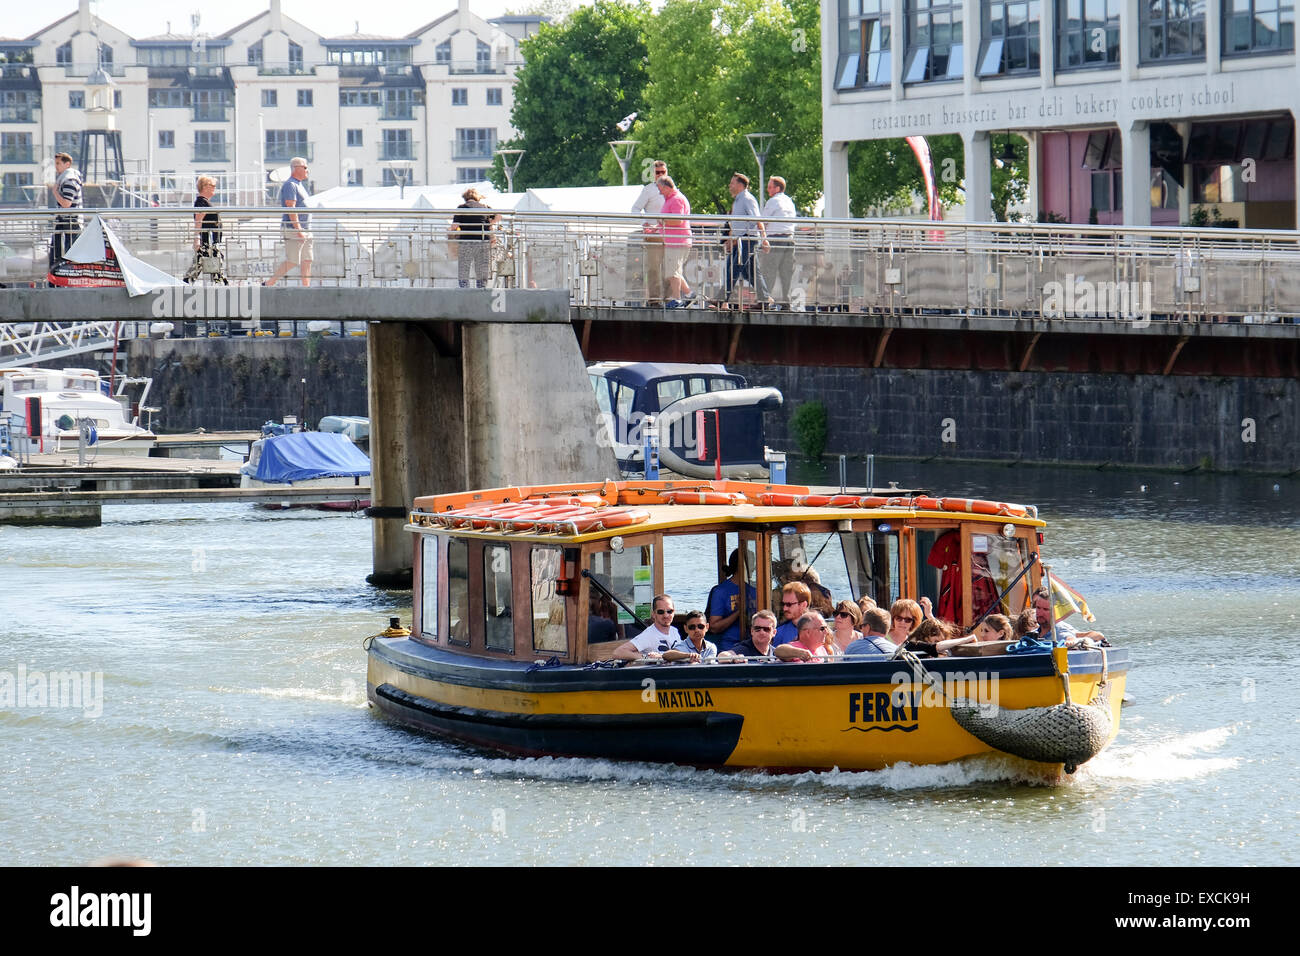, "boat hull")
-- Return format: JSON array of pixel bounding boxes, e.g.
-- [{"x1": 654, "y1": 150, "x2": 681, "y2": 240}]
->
[{"x1": 367, "y1": 638, "x2": 1128, "y2": 772}]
